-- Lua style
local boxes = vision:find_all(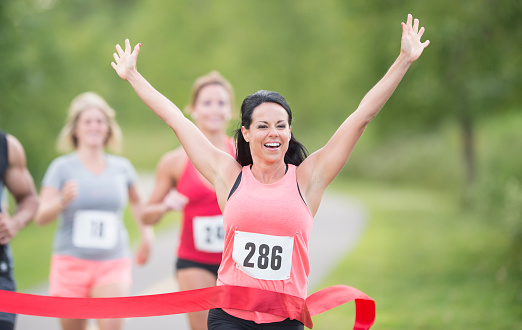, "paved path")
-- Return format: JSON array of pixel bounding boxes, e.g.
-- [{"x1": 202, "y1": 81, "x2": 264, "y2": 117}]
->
[{"x1": 16, "y1": 173, "x2": 366, "y2": 330}]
